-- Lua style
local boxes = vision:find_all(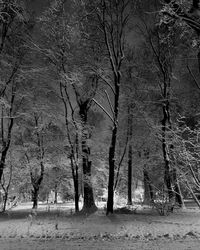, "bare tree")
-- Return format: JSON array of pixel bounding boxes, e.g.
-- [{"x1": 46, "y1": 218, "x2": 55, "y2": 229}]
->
[
  {"x1": 94, "y1": 0, "x2": 130, "y2": 214},
  {"x1": 138, "y1": 8, "x2": 184, "y2": 208}
]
